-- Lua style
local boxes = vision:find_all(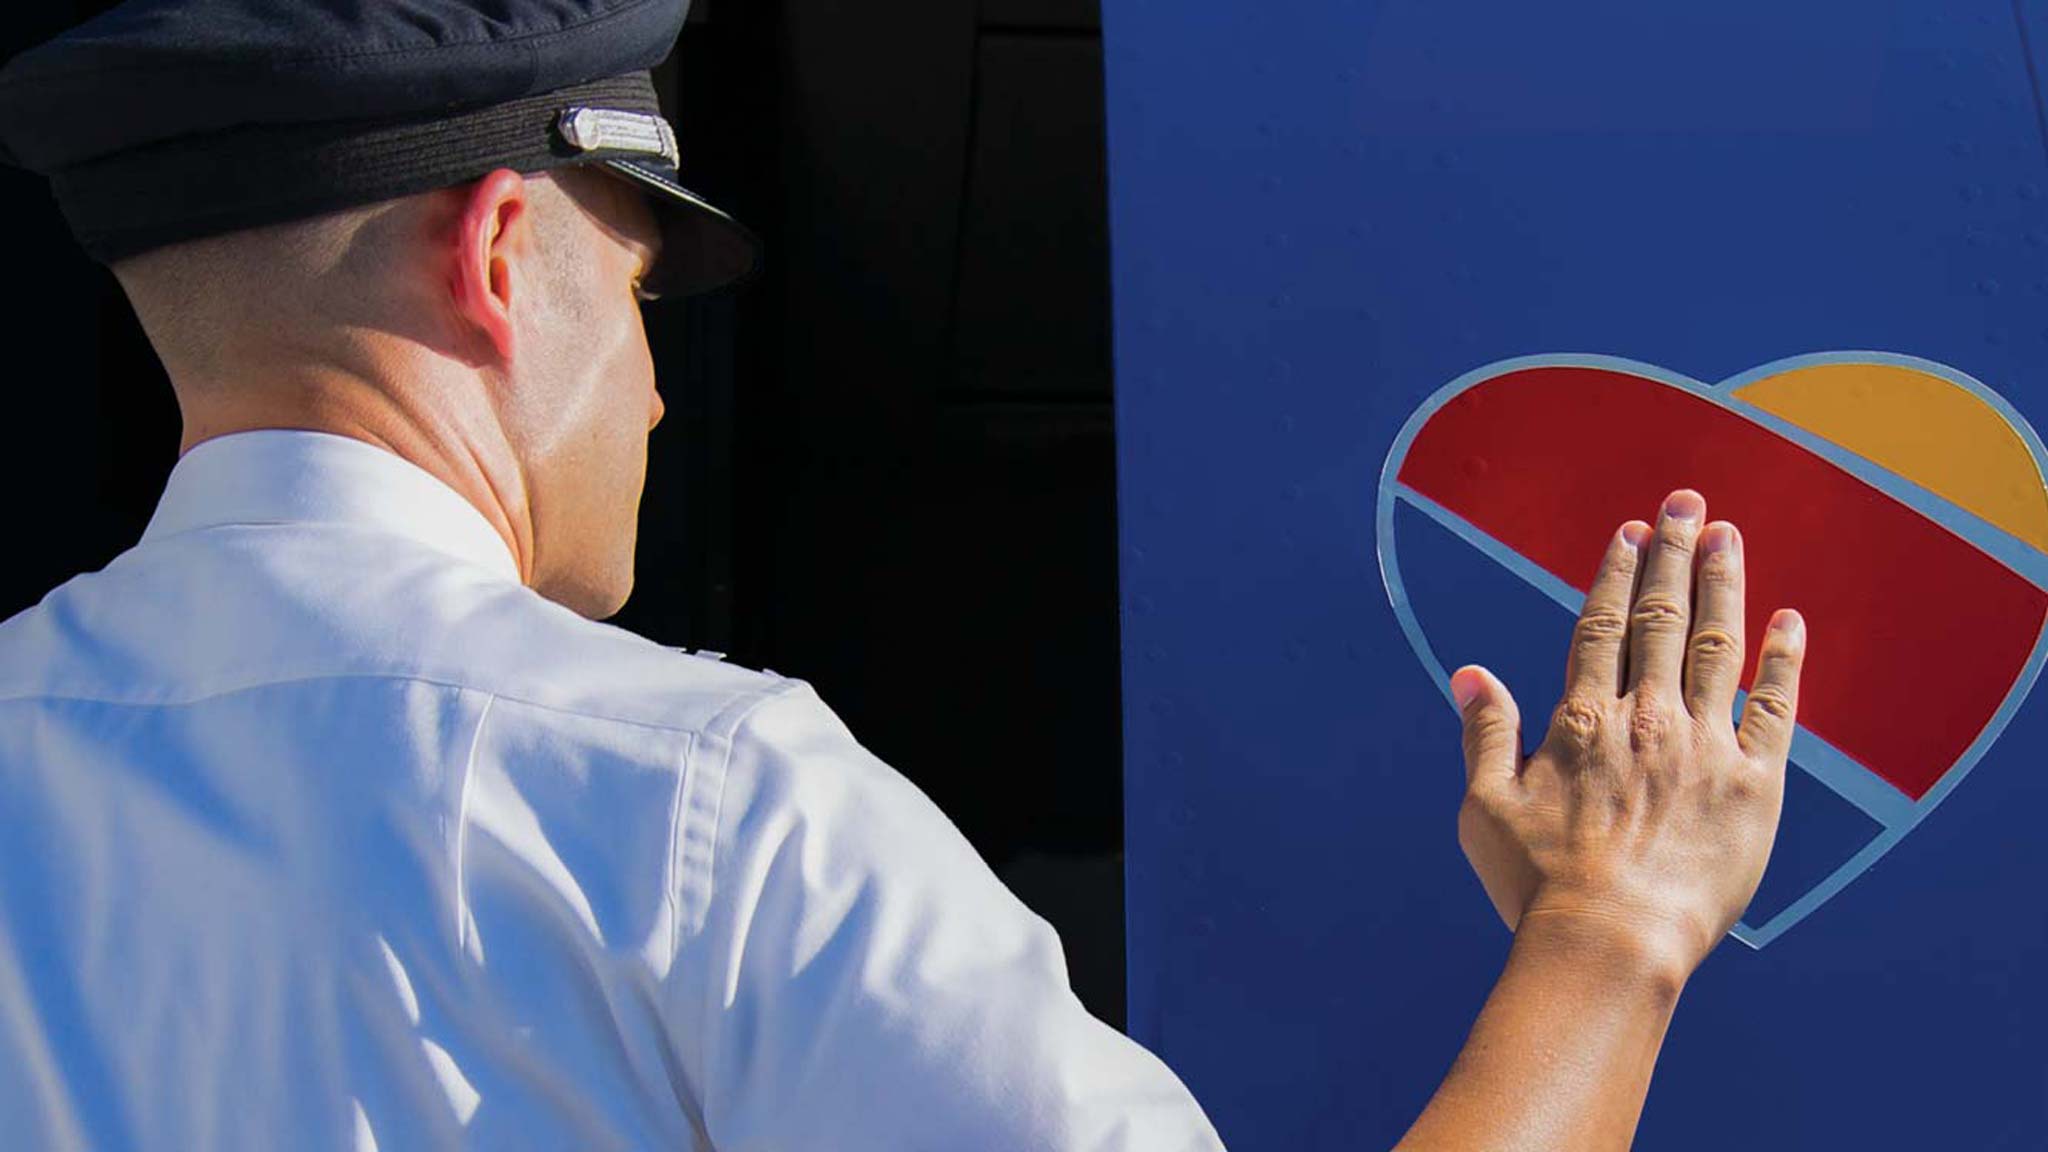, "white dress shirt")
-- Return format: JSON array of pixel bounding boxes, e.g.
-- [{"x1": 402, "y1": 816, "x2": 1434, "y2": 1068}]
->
[{"x1": 0, "y1": 430, "x2": 1223, "y2": 1151}]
